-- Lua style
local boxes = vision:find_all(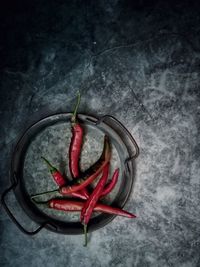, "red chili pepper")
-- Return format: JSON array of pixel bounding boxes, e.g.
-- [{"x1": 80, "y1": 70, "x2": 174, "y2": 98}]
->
[
  {"x1": 59, "y1": 160, "x2": 107, "y2": 195},
  {"x1": 60, "y1": 135, "x2": 111, "y2": 195},
  {"x1": 81, "y1": 163, "x2": 110, "y2": 222},
  {"x1": 69, "y1": 92, "x2": 83, "y2": 178},
  {"x1": 101, "y1": 168, "x2": 119, "y2": 198},
  {"x1": 81, "y1": 163, "x2": 110, "y2": 246},
  {"x1": 61, "y1": 191, "x2": 88, "y2": 200},
  {"x1": 69, "y1": 123, "x2": 84, "y2": 178},
  {"x1": 69, "y1": 92, "x2": 89, "y2": 198},
  {"x1": 47, "y1": 199, "x2": 136, "y2": 218},
  {"x1": 41, "y1": 156, "x2": 87, "y2": 200},
  {"x1": 41, "y1": 156, "x2": 66, "y2": 186}
]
